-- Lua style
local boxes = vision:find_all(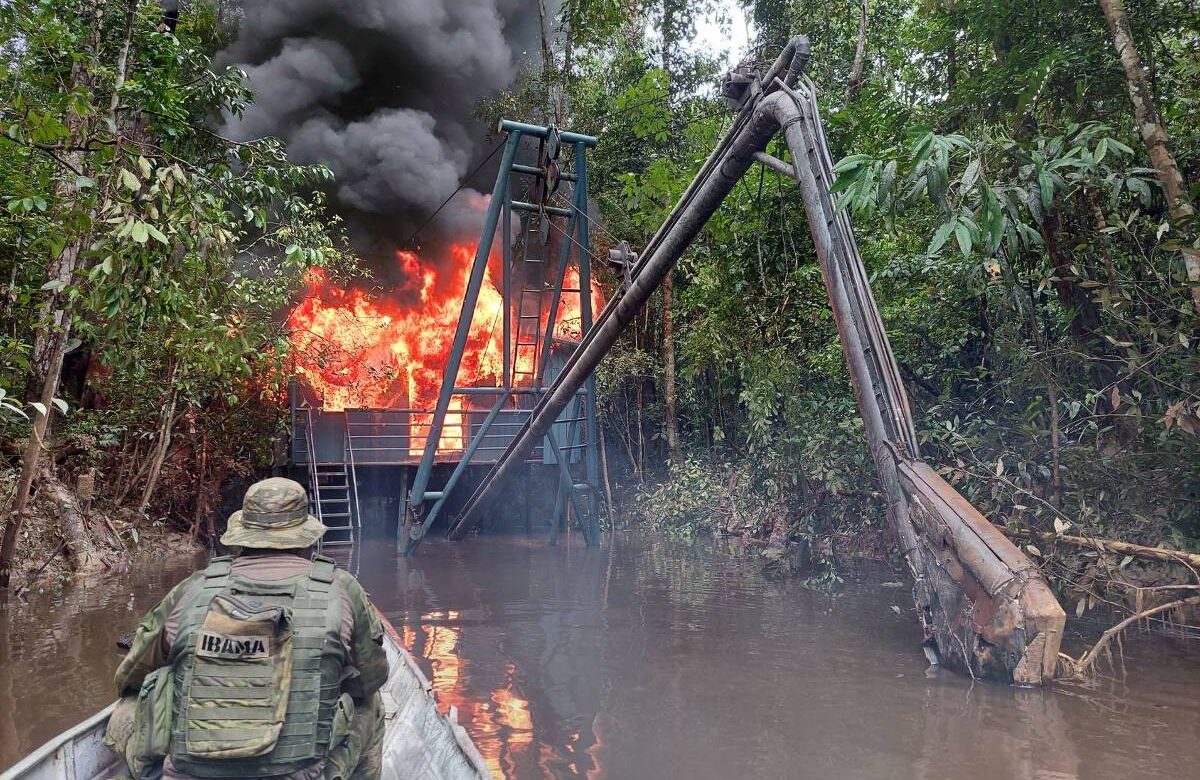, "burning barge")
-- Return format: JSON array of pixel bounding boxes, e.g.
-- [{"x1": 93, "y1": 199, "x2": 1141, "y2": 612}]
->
[{"x1": 286, "y1": 123, "x2": 604, "y2": 550}]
